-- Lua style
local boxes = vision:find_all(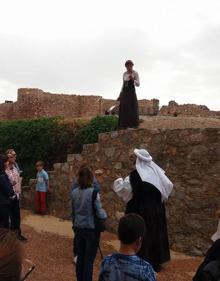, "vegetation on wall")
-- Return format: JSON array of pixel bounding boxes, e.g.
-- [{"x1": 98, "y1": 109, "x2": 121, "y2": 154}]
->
[
  {"x1": 0, "y1": 115, "x2": 118, "y2": 182},
  {"x1": 77, "y1": 115, "x2": 118, "y2": 144}
]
